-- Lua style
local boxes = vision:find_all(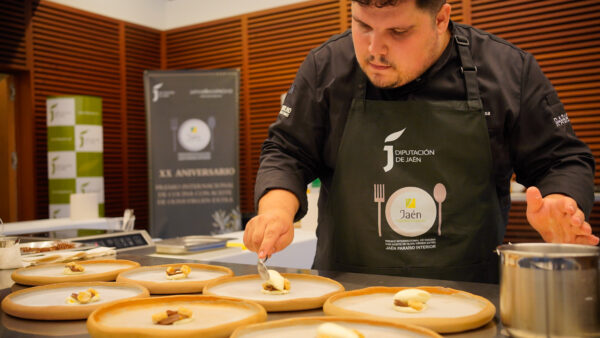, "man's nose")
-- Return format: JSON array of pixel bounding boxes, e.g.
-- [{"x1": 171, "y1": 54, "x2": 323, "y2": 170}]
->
[{"x1": 368, "y1": 33, "x2": 387, "y2": 56}]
